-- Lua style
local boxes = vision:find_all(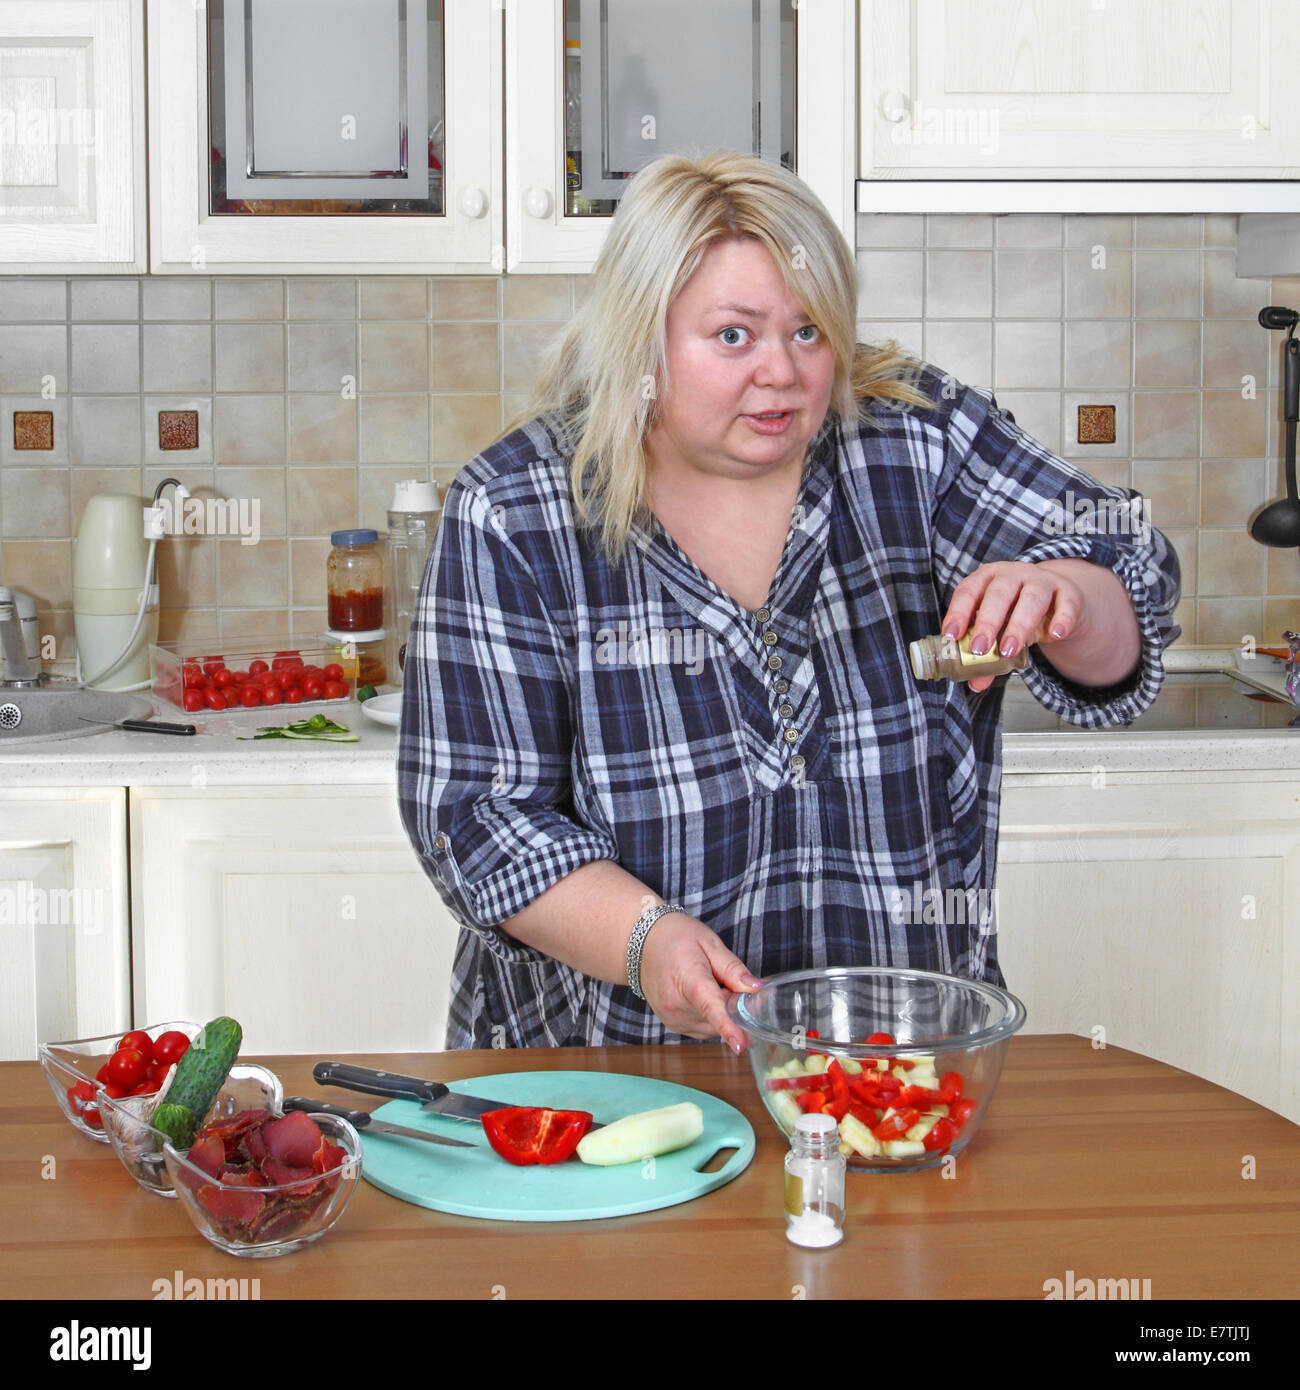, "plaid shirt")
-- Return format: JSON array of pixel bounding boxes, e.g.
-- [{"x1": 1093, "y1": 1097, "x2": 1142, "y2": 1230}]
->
[{"x1": 397, "y1": 360, "x2": 1181, "y2": 1048}]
